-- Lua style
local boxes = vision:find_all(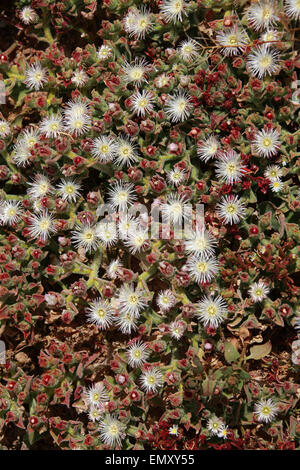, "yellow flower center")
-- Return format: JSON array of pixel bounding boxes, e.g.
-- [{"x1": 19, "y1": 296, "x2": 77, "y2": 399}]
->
[
  {"x1": 131, "y1": 69, "x2": 143, "y2": 80},
  {"x1": 263, "y1": 137, "x2": 272, "y2": 147},
  {"x1": 228, "y1": 35, "x2": 238, "y2": 46},
  {"x1": 133, "y1": 350, "x2": 141, "y2": 358},
  {"x1": 138, "y1": 98, "x2": 148, "y2": 108},
  {"x1": 196, "y1": 261, "x2": 207, "y2": 272},
  {"x1": 97, "y1": 309, "x2": 106, "y2": 318},
  {"x1": 226, "y1": 204, "x2": 236, "y2": 214},
  {"x1": 207, "y1": 305, "x2": 217, "y2": 316},
  {"x1": 65, "y1": 185, "x2": 74, "y2": 194},
  {"x1": 100, "y1": 144, "x2": 109, "y2": 153},
  {"x1": 147, "y1": 375, "x2": 155, "y2": 384},
  {"x1": 129, "y1": 294, "x2": 138, "y2": 304},
  {"x1": 40, "y1": 220, "x2": 50, "y2": 230},
  {"x1": 262, "y1": 406, "x2": 271, "y2": 415},
  {"x1": 260, "y1": 56, "x2": 272, "y2": 68},
  {"x1": 109, "y1": 424, "x2": 119, "y2": 436}
]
